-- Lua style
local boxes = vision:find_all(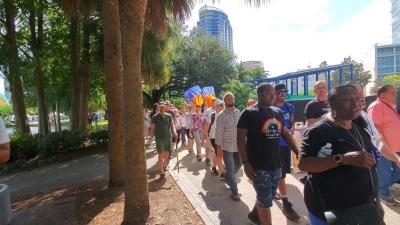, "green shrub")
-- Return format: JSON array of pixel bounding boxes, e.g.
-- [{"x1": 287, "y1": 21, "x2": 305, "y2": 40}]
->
[
  {"x1": 8, "y1": 129, "x2": 107, "y2": 162},
  {"x1": 88, "y1": 129, "x2": 108, "y2": 144},
  {"x1": 37, "y1": 130, "x2": 84, "y2": 157},
  {"x1": 10, "y1": 134, "x2": 39, "y2": 161}
]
